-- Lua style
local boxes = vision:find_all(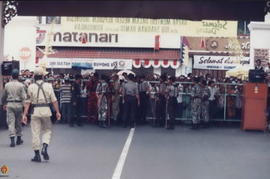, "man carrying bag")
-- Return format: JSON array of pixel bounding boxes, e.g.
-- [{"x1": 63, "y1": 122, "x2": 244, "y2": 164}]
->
[{"x1": 22, "y1": 67, "x2": 61, "y2": 162}]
